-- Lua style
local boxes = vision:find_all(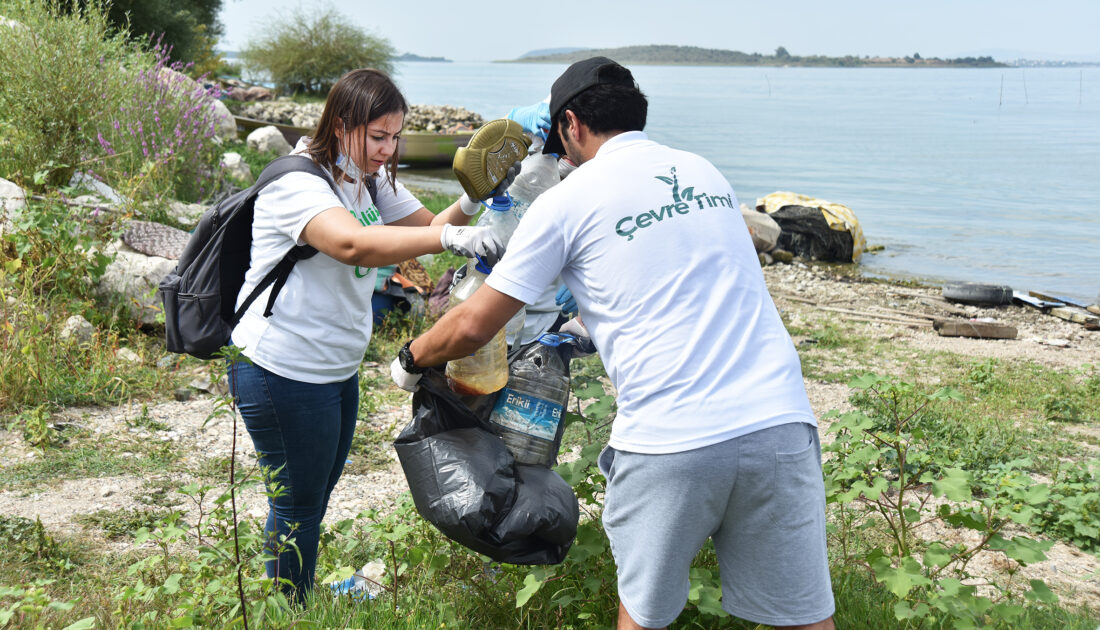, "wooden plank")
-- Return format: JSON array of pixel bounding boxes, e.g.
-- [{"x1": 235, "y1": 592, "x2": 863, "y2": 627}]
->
[
  {"x1": 1048, "y1": 306, "x2": 1100, "y2": 329},
  {"x1": 871, "y1": 306, "x2": 939, "y2": 321},
  {"x1": 820, "y1": 306, "x2": 929, "y2": 326},
  {"x1": 933, "y1": 319, "x2": 1017, "y2": 339},
  {"x1": 841, "y1": 316, "x2": 928, "y2": 329}
]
